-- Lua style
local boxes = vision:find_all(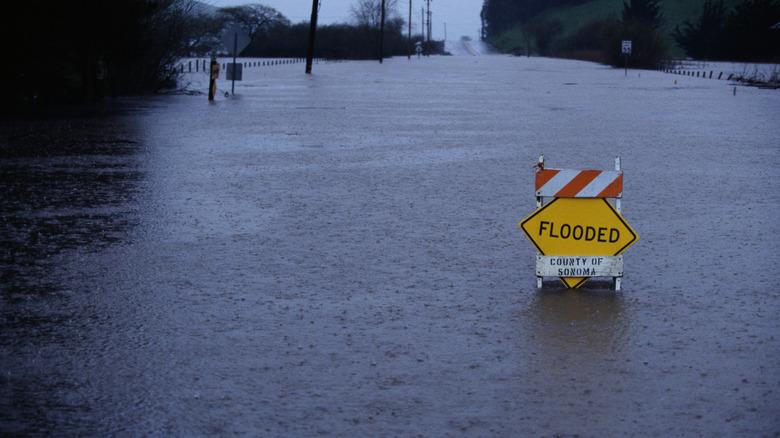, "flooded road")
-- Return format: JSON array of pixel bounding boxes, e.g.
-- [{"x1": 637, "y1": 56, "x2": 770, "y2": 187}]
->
[{"x1": 2, "y1": 55, "x2": 779, "y2": 435}]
